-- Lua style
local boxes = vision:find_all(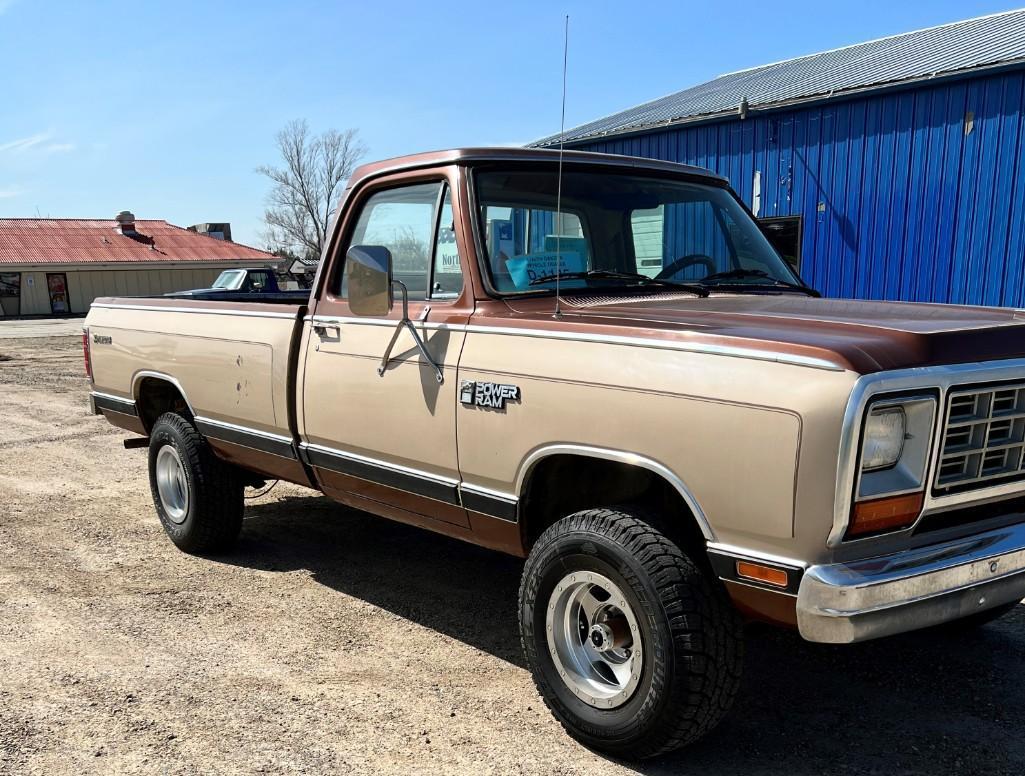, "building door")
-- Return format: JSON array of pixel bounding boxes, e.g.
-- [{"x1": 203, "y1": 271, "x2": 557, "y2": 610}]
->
[
  {"x1": 759, "y1": 216, "x2": 802, "y2": 274},
  {"x1": 0, "y1": 273, "x2": 20, "y2": 316},
  {"x1": 46, "y1": 273, "x2": 70, "y2": 314}
]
